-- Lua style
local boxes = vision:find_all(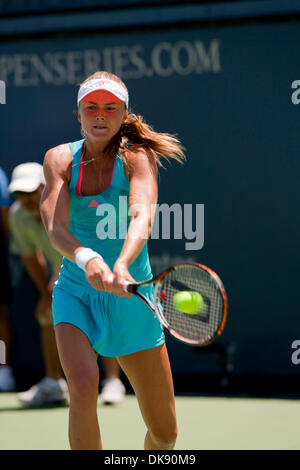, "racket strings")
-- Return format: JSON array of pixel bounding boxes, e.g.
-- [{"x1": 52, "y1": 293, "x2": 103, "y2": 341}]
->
[{"x1": 158, "y1": 265, "x2": 224, "y2": 344}]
